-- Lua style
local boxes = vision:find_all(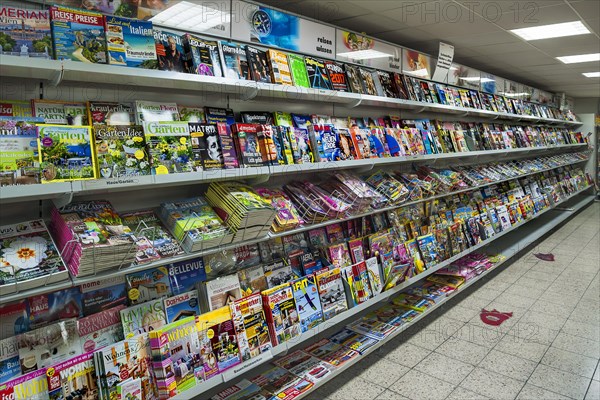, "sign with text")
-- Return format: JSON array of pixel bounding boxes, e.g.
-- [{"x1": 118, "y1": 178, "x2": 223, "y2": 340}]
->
[
  {"x1": 403, "y1": 49, "x2": 432, "y2": 79},
  {"x1": 335, "y1": 30, "x2": 402, "y2": 73},
  {"x1": 231, "y1": 1, "x2": 335, "y2": 57},
  {"x1": 431, "y1": 42, "x2": 454, "y2": 83}
]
